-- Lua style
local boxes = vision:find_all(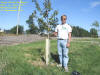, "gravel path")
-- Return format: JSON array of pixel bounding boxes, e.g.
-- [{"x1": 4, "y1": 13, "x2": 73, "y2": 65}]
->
[
  {"x1": 0, "y1": 35, "x2": 100, "y2": 46},
  {"x1": 0, "y1": 34, "x2": 45, "y2": 46}
]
